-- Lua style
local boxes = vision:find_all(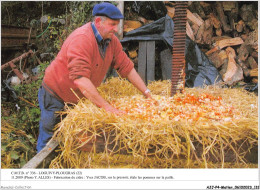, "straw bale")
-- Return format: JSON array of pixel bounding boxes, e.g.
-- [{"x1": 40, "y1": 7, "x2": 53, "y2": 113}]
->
[{"x1": 49, "y1": 77, "x2": 258, "y2": 168}]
